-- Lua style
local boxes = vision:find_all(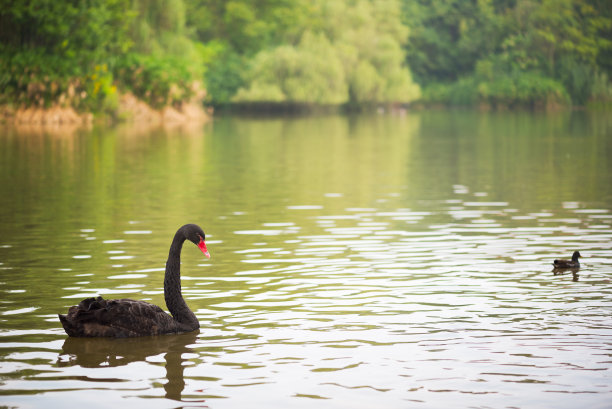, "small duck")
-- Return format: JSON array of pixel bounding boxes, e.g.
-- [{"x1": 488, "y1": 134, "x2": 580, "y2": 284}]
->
[{"x1": 553, "y1": 251, "x2": 582, "y2": 269}]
